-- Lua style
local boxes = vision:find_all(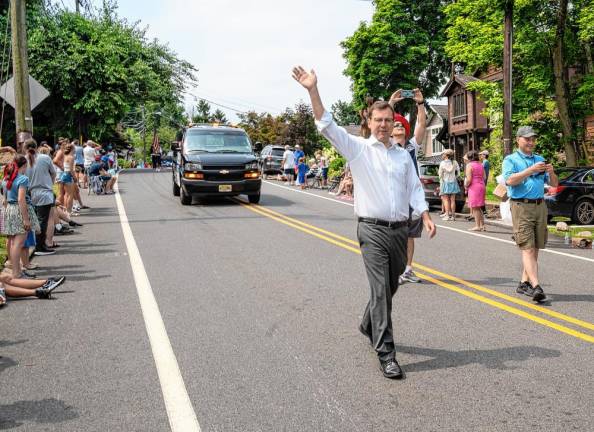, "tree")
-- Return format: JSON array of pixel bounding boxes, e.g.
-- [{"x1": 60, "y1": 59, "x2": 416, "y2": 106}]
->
[
  {"x1": 341, "y1": 0, "x2": 451, "y2": 114},
  {"x1": 211, "y1": 109, "x2": 227, "y2": 123},
  {"x1": 237, "y1": 111, "x2": 287, "y2": 145},
  {"x1": 330, "y1": 100, "x2": 359, "y2": 125},
  {"x1": 445, "y1": 0, "x2": 594, "y2": 166},
  {"x1": 192, "y1": 100, "x2": 212, "y2": 123},
  {"x1": 0, "y1": 1, "x2": 196, "y2": 145},
  {"x1": 281, "y1": 102, "x2": 322, "y2": 155}
]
